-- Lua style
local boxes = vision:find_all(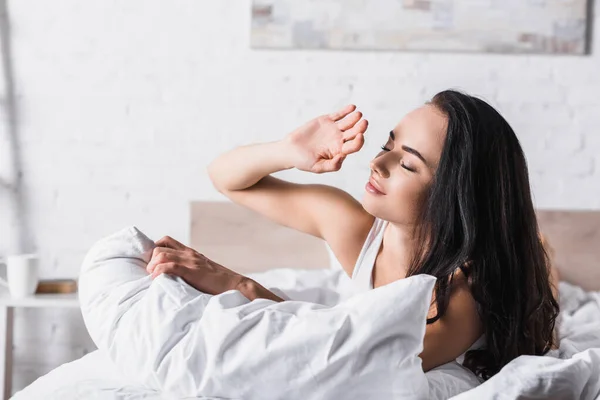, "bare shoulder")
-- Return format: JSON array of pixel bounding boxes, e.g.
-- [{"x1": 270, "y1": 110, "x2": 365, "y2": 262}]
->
[
  {"x1": 221, "y1": 175, "x2": 375, "y2": 277},
  {"x1": 311, "y1": 184, "x2": 376, "y2": 276},
  {"x1": 421, "y1": 270, "x2": 482, "y2": 371}
]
